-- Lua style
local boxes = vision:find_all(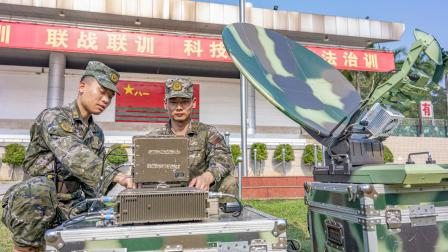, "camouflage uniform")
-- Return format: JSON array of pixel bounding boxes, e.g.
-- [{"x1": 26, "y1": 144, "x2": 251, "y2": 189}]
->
[
  {"x1": 150, "y1": 121, "x2": 237, "y2": 194},
  {"x1": 149, "y1": 78, "x2": 237, "y2": 195},
  {"x1": 1, "y1": 61, "x2": 120, "y2": 249}
]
